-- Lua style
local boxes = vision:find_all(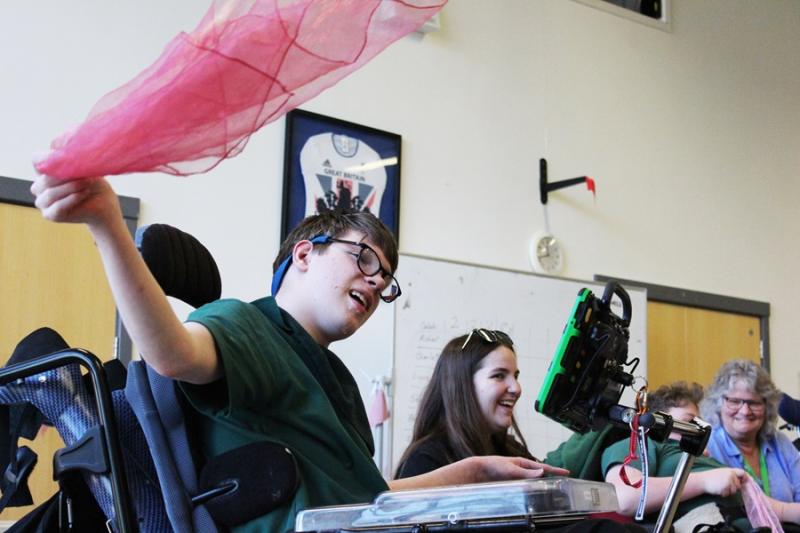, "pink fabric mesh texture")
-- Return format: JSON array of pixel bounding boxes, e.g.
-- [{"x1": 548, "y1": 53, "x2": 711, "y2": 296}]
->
[
  {"x1": 35, "y1": 0, "x2": 445, "y2": 179},
  {"x1": 741, "y1": 477, "x2": 784, "y2": 532}
]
